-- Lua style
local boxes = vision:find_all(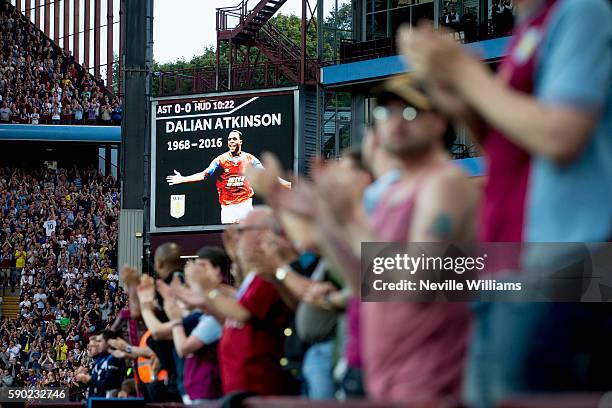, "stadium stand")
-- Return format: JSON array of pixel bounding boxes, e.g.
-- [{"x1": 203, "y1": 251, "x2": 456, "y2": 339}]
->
[
  {"x1": 0, "y1": 0, "x2": 610, "y2": 407},
  {"x1": 0, "y1": 1, "x2": 122, "y2": 126},
  {"x1": 0, "y1": 165, "x2": 125, "y2": 400}
]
